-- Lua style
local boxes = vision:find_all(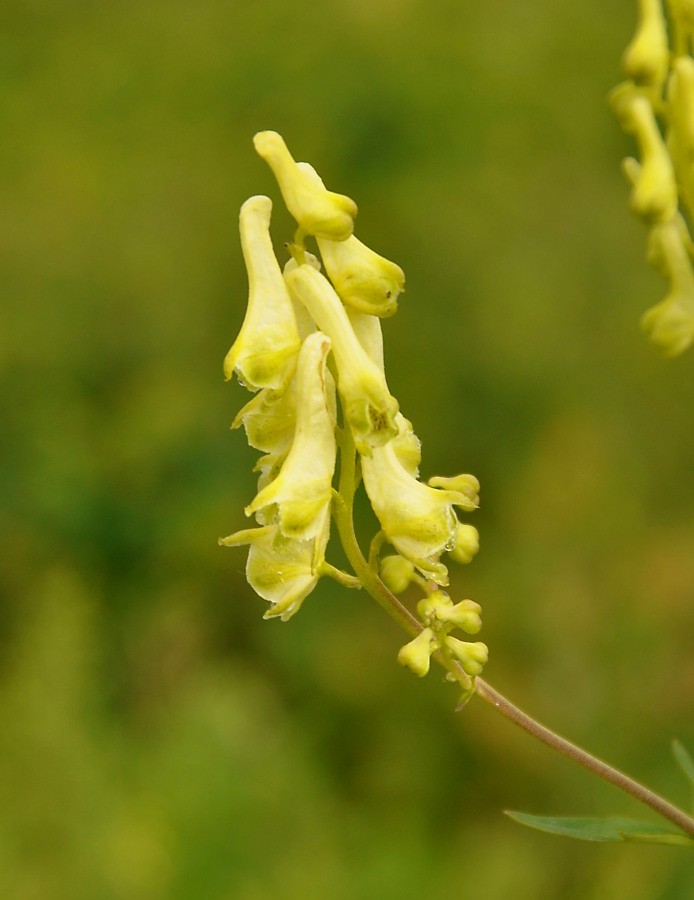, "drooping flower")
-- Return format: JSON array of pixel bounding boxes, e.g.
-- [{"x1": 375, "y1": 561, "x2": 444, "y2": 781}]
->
[
  {"x1": 621, "y1": 0, "x2": 669, "y2": 89},
  {"x1": 253, "y1": 131, "x2": 357, "y2": 241},
  {"x1": 219, "y1": 517, "x2": 330, "y2": 621},
  {"x1": 361, "y1": 439, "x2": 478, "y2": 584},
  {"x1": 292, "y1": 160, "x2": 404, "y2": 316},
  {"x1": 244, "y1": 332, "x2": 337, "y2": 541},
  {"x1": 284, "y1": 263, "x2": 399, "y2": 454},
  {"x1": 641, "y1": 218, "x2": 694, "y2": 355},
  {"x1": 224, "y1": 196, "x2": 301, "y2": 390}
]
